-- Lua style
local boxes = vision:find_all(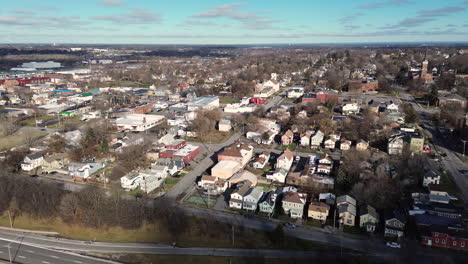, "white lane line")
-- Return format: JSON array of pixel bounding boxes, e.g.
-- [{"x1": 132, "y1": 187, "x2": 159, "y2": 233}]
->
[
  {"x1": 18, "y1": 255, "x2": 26, "y2": 258},
  {"x1": 50, "y1": 255, "x2": 59, "y2": 258},
  {"x1": 0, "y1": 251, "x2": 3, "y2": 253},
  {"x1": 73, "y1": 261, "x2": 83, "y2": 264},
  {"x1": 42, "y1": 261, "x2": 50, "y2": 264},
  {"x1": 26, "y1": 250, "x2": 35, "y2": 253}
]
